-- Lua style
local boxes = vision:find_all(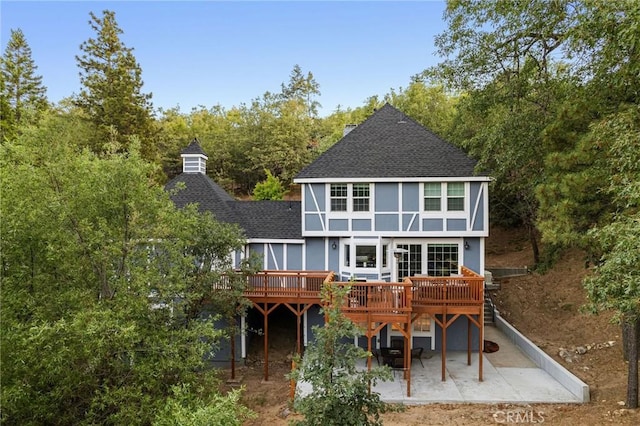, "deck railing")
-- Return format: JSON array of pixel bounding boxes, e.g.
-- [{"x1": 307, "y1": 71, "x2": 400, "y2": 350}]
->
[
  {"x1": 239, "y1": 270, "x2": 333, "y2": 299},
  {"x1": 408, "y1": 266, "x2": 484, "y2": 307},
  {"x1": 215, "y1": 267, "x2": 484, "y2": 307},
  {"x1": 341, "y1": 282, "x2": 414, "y2": 316}
]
